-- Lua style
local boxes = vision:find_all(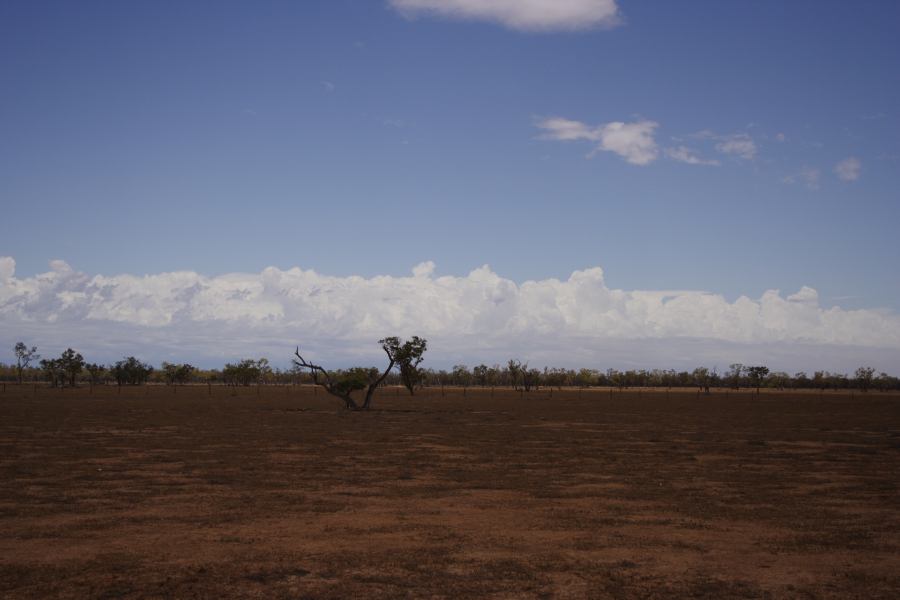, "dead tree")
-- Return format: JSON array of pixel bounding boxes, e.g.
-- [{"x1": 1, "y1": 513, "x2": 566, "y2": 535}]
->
[{"x1": 293, "y1": 342, "x2": 395, "y2": 410}]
